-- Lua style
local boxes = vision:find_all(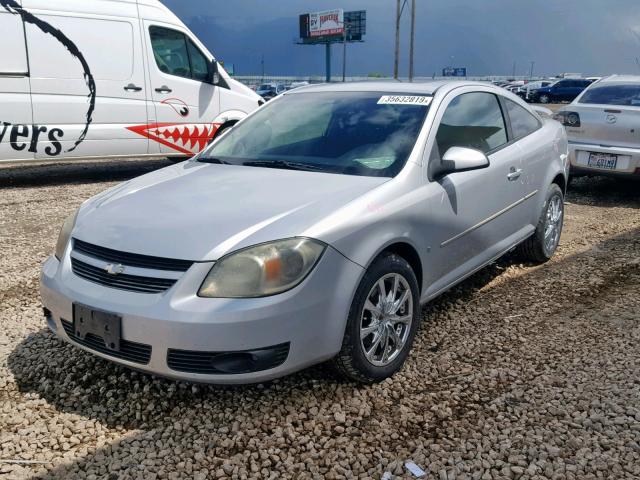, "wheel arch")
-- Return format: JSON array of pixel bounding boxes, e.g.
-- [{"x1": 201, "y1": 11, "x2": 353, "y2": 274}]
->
[
  {"x1": 552, "y1": 171, "x2": 567, "y2": 195},
  {"x1": 367, "y1": 241, "x2": 424, "y2": 295}
]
